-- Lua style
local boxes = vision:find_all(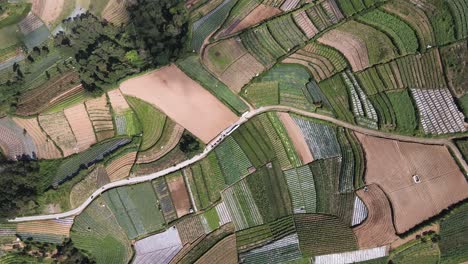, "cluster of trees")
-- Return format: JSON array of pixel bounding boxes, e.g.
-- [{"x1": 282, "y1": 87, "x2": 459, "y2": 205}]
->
[
  {"x1": 55, "y1": 0, "x2": 188, "y2": 92},
  {"x1": 179, "y1": 132, "x2": 200, "y2": 155},
  {"x1": 0, "y1": 154, "x2": 40, "y2": 219}
]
